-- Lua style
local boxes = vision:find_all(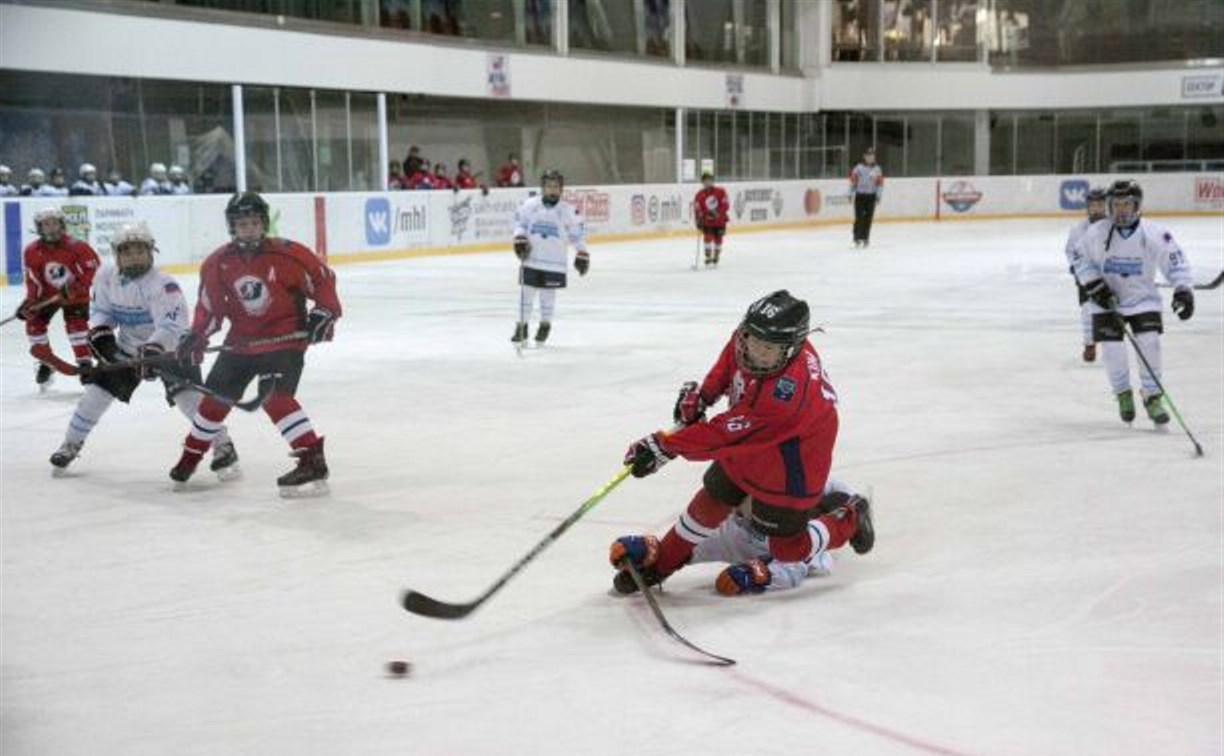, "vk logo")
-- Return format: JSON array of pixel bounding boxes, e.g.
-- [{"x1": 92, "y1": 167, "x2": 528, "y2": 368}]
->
[
  {"x1": 365, "y1": 197, "x2": 391, "y2": 246},
  {"x1": 1060, "y1": 179, "x2": 1090, "y2": 210}
]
